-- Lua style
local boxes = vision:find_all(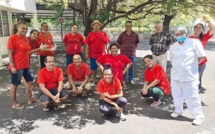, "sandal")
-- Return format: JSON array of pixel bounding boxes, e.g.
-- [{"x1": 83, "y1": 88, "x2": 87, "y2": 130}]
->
[
  {"x1": 53, "y1": 105, "x2": 60, "y2": 111},
  {"x1": 43, "y1": 105, "x2": 49, "y2": 112},
  {"x1": 72, "y1": 92, "x2": 78, "y2": 97},
  {"x1": 12, "y1": 104, "x2": 24, "y2": 110},
  {"x1": 82, "y1": 91, "x2": 87, "y2": 97},
  {"x1": 28, "y1": 97, "x2": 38, "y2": 104}
]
